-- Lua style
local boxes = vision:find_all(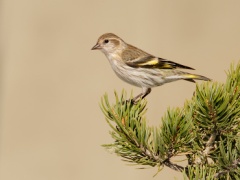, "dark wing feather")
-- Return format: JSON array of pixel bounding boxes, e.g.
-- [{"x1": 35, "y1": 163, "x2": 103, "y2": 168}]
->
[
  {"x1": 184, "y1": 79, "x2": 196, "y2": 83},
  {"x1": 159, "y1": 59, "x2": 195, "y2": 70},
  {"x1": 126, "y1": 57, "x2": 195, "y2": 70}
]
